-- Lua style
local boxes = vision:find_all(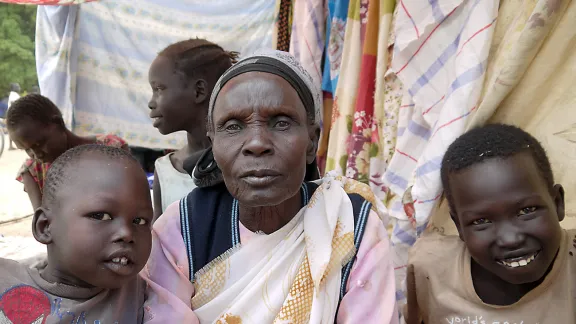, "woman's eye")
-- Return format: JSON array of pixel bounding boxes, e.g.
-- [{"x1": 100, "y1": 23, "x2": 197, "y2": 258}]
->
[
  {"x1": 274, "y1": 120, "x2": 290, "y2": 129},
  {"x1": 518, "y1": 207, "x2": 537, "y2": 216},
  {"x1": 89, "y1": 212, "x2": 112, "y2": 221},
  {"x1": 133, "y1": 218, "x2": 148, "y2": 226},
  {"x1": 225, "y1": 123, "x2": 242, "y2": 132},
  {"x1": 472, "y1": 218, "x2": 491, "y2": 226}
]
